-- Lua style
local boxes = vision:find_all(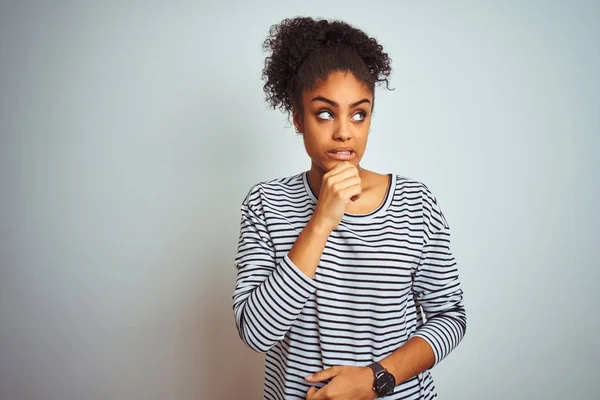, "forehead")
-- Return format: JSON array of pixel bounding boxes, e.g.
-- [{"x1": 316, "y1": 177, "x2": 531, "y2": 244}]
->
[{"x1": 302, "y1": 71, "x2": 373, "y2": 104}]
